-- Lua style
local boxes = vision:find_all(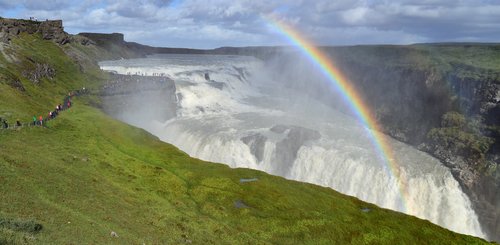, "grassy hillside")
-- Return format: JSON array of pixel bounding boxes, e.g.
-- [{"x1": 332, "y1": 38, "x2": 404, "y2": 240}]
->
[
  {"x1": 0, "y1": 34, "x2": 492, "y2": 244},
  {"x1": 0, "y1": 33, "x2": 104, "y2": 121}
]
